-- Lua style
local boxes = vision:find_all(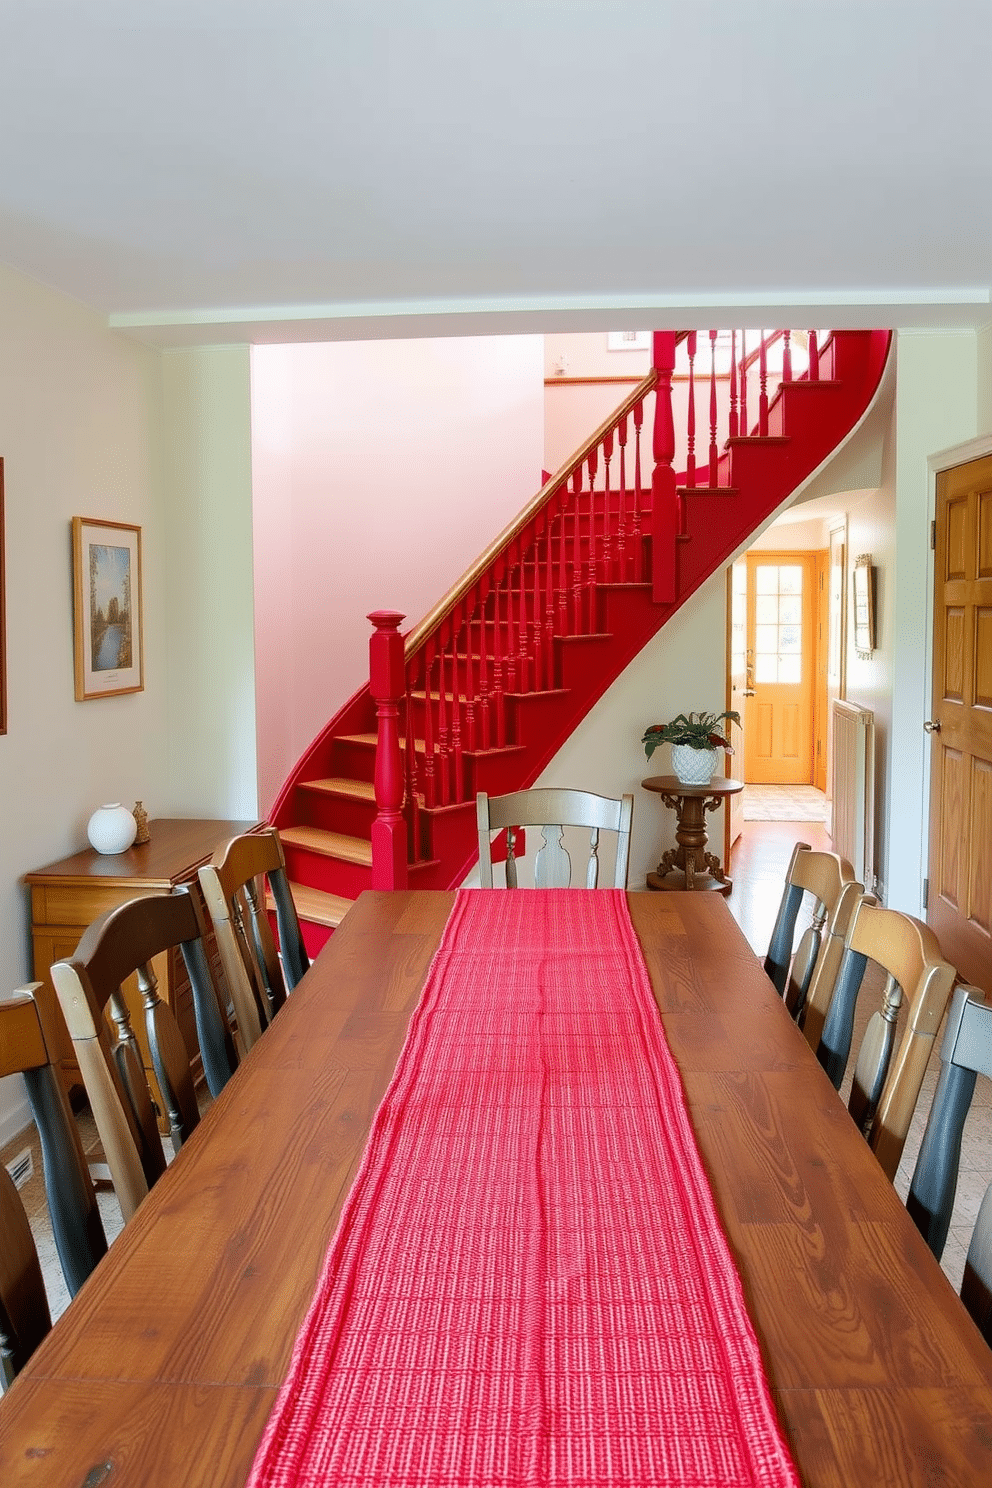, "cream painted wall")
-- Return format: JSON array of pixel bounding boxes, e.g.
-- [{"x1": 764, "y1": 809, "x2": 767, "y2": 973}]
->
[
  {"x1": 888, "y1": 331, "x2": 978, "y2": 914},
  {"x1": 161, "y1": 349, "x2": 257, "y2": 819},
  {"x1": 535, "y1": 573, "x2": 728, "y2": 890},
  {"x1": 251, "y1": 336, "x2": 545, "y2": 813},
  {"x1": 0, "y1": 265, "x2": 166, "y2": 1143}
]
